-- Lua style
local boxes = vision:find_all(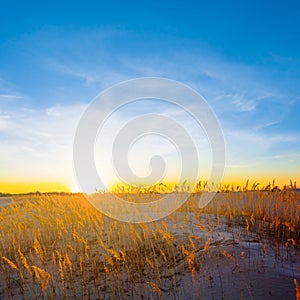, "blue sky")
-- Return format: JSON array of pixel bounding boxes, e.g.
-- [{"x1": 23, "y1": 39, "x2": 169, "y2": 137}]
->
[{"x1": 0, "y1": 1, "x2": 300, "y2": 191}]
